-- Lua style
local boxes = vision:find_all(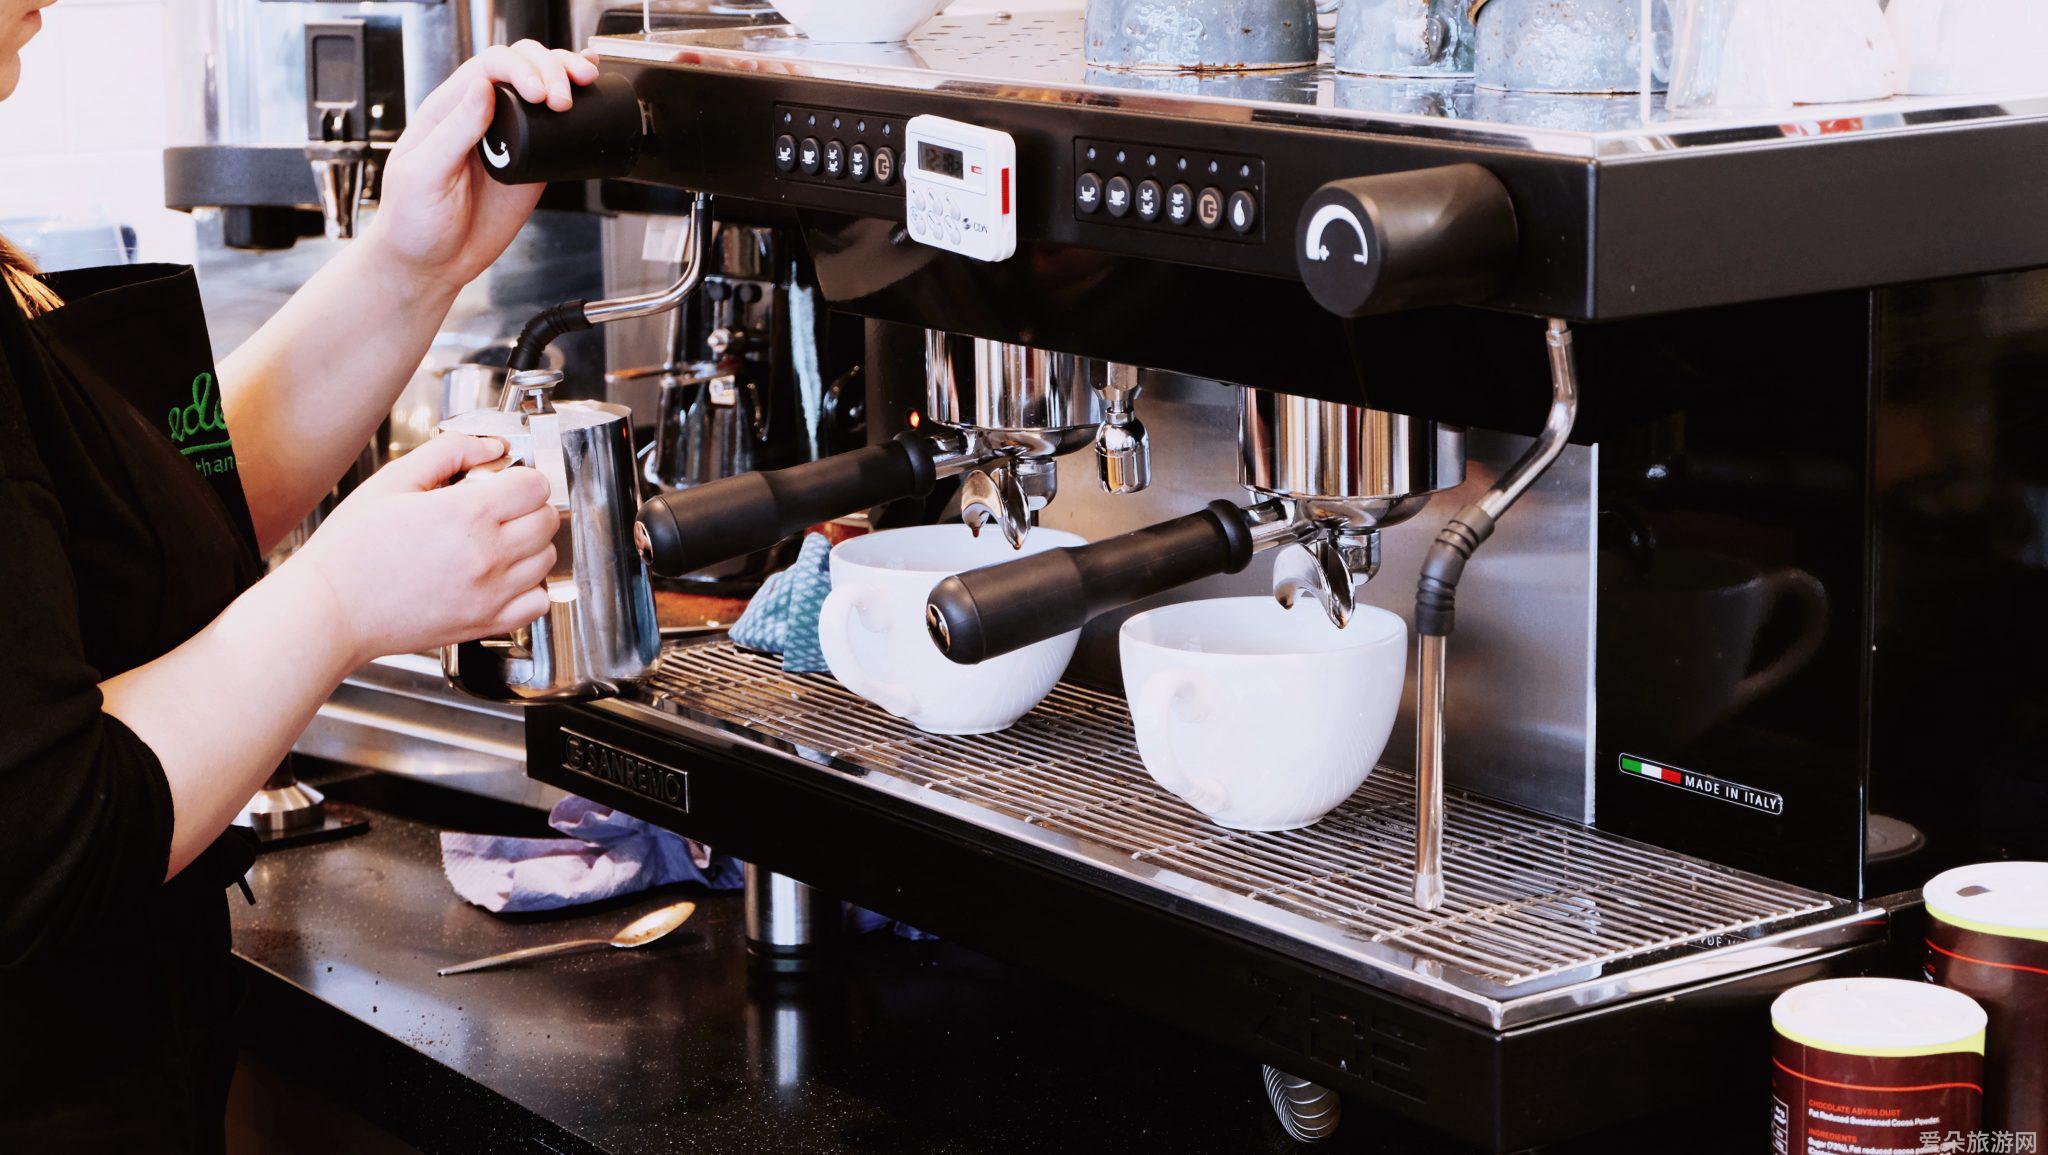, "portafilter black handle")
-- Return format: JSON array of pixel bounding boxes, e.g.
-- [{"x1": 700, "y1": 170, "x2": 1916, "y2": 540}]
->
[
  {"x1": 478, "y1": 73, "x2": 645, "y2": 185},
  {"x1": 925, "y1": 501, "x2": 1257, "y2": 665},
  {"x1": 636, "y1": 436, "x2": 939, "y2": 578}
]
